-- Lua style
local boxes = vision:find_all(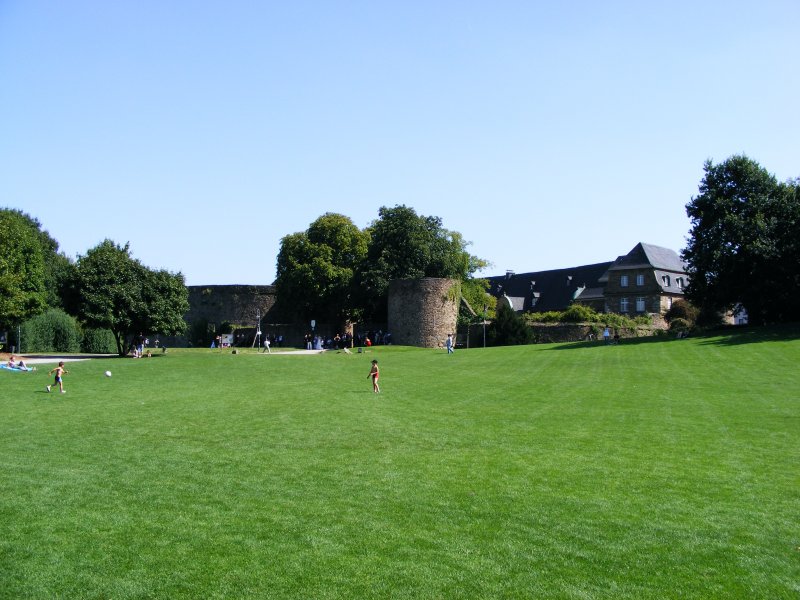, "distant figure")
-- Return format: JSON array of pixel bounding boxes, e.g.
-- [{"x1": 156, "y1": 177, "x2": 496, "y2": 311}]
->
[
  {"x1": 134, "y1": 332, "x2": 145, "y2": 358},
  {"x1": 603, "y1": 327, "x2": 610, "y2": 344},
  {"x1": 446, "y1": 333, "x2": 454, "y2": 354},
  {"x1": 613, "y1": 331, "x2": 620, "y2": 345},
  {"x1": 262, "y1": 336, "x2": 271, "y2": 354},
  {"x1": 47, "y1": 361, "x2": 69, "y2": 394},
  {"x1": 367, "y1": 359, "x2": 380, "y2": 393}
]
